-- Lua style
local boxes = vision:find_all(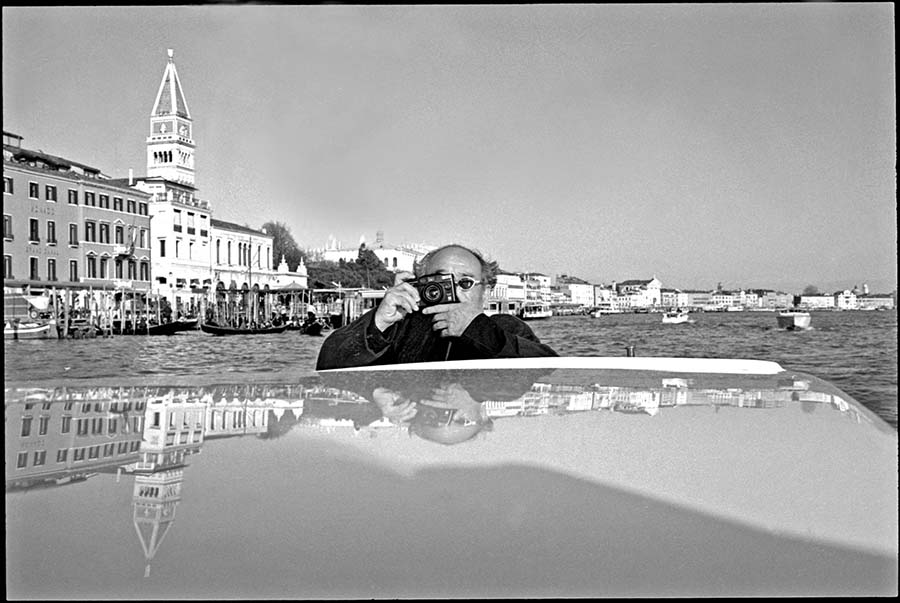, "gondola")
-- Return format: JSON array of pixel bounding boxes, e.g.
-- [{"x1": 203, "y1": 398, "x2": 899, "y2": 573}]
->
[
  {"x1": 200, "y1": 322, "x2": 288, "y2": 336},
  {"x1": 303, "y1": 321, "x2": 323, "y2": 336},
  {"x1": 112, "y1": 318, "x2": 199, "y2": 336}
]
